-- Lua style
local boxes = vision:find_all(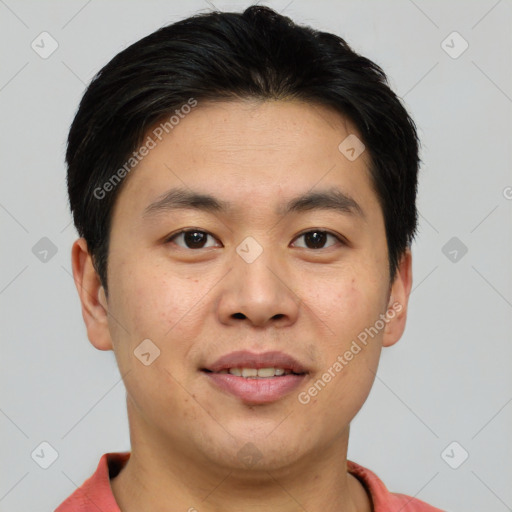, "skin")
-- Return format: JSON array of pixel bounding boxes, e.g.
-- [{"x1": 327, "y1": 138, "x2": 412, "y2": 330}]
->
[{"x1": 72, "y1": 99, "x2": 412, "y2": 512}]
